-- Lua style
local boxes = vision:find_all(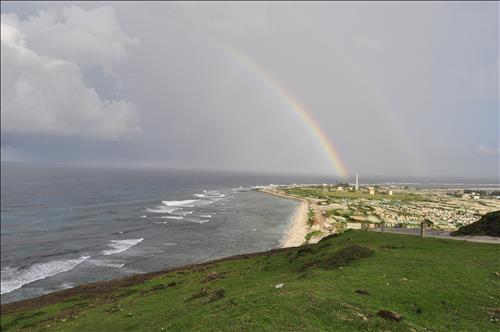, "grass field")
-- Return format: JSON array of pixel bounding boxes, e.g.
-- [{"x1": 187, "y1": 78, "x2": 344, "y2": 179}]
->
[{"x1": 1, "y1": 231, "x2": 499, "y2": 331}]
